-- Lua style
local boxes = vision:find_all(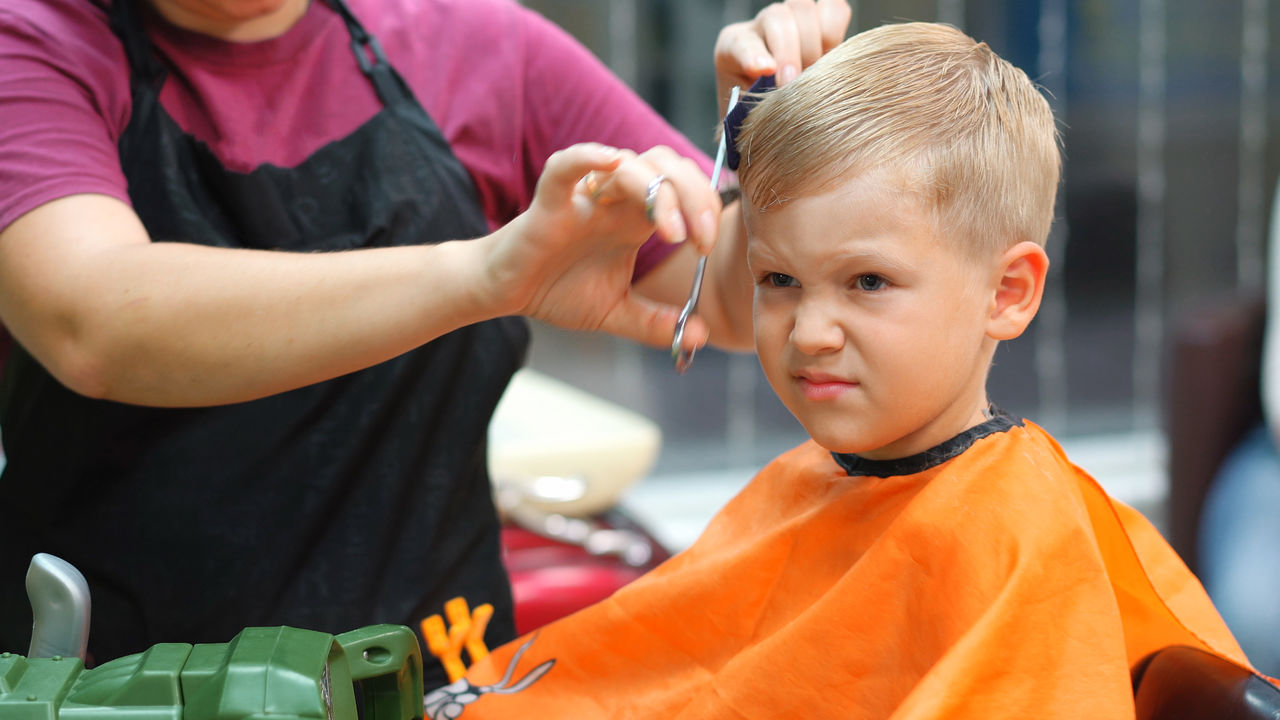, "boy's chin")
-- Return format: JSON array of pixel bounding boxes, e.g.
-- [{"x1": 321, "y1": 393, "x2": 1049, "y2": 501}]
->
[
  {"x1": 800, "y1": 422, "x2": 882, "y2": 457},
  {"x1": 814, "y1": 440, "x2": 889, "y2": 457},
  {"x1": 801, "y1": 419, "x2": 917, "y2": 460}
]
